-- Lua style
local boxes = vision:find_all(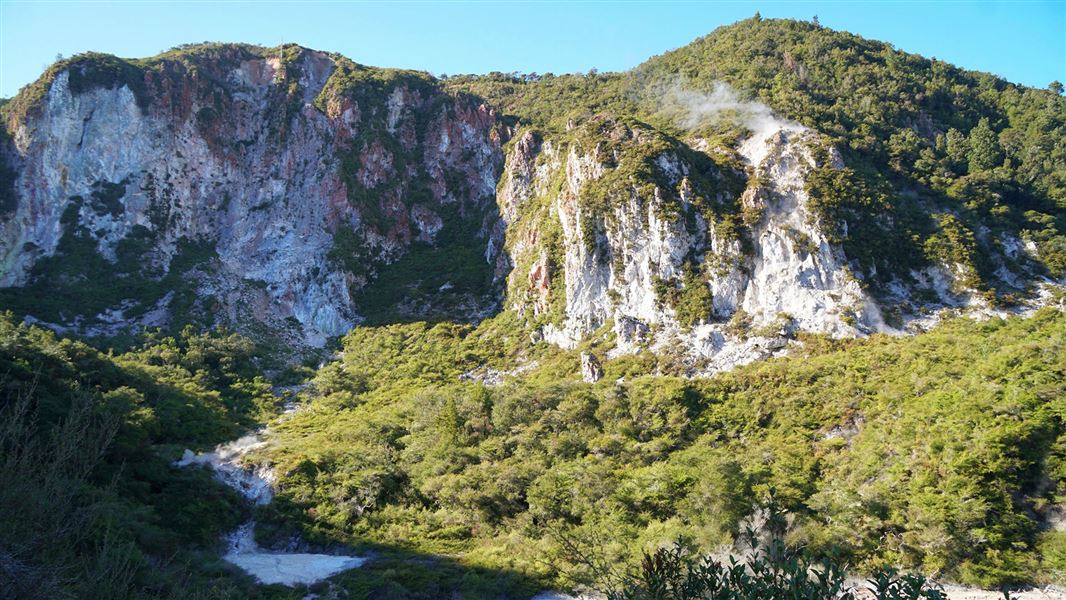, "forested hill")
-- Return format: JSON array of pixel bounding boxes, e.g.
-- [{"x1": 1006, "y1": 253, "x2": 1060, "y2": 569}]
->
[
  {"x1": 0, "y1": 17, "x2": 1062, "y2": 352},
  {"x1": 450, "y1": 15, "x2": 1066, "y2": 292}
]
